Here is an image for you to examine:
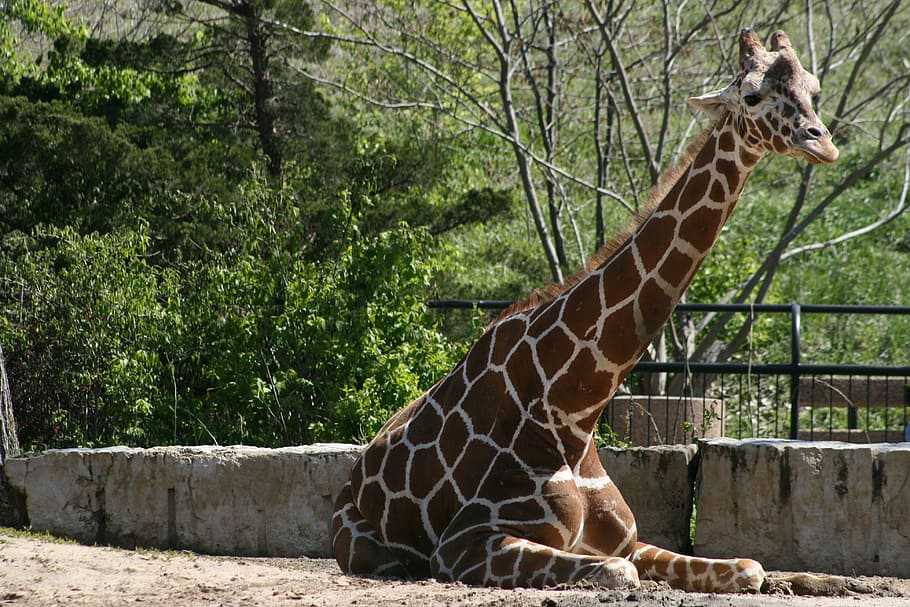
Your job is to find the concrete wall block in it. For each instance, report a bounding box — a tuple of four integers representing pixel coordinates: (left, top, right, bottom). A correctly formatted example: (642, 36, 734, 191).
(599, 444, 697, 553)
(3, 444, 362, 558)
(695, 438, 910, 578)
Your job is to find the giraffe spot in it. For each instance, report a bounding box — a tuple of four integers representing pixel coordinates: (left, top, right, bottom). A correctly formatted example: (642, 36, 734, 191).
(358, 480, 386, 529)
(772, 135, 787, 153)
(661, 168, 689, 210)
(639, 278, 674, 336)
(782, 102, 795, 117)
(535, 327, 575, 378)
(452, 438, 499, 499)
(576, 407, 603, 438)
(549, 548, 580, 578)
(673, 559, 687, 579)
(768, 115, 779, 129)
(461, 370, 508, 436)
(658, 248, 694, 288)
(597, 302, 640, 365)
(382, 442, 411, 493)
(333, 524, 352, 568)
(602, 248, 640, 308)
(692, 135, 717, 169)
(562, 273, 602, 340)
(489, 398, 523, 447)
(506, 340, 544, 406)
(498, 498, 546, 523)
(680, 205, 724, 253)
(545, 348, 613, 413)
(517, 545, 552, 576)
(408, 446, 445, 499)
(718, 131, 735, 152)
(513, 422, 560, 470)
(490, 549, 521, 579)
(490, 317, 525, 366)
(709, 178, 726, 203)
(427, 479, 459, 536)
(363, 442, 387, 478)
(740, 146, 761, 166)
(480, 453, 537, 502)
(405, 402, 444, 446)
(757, 117, 773, 139)
(636, 215, 676, 273)
(431, 368, 466, 406)
(691, 559, 708, 575)
(677, 170, 710, 214)
(556, 424, 588, 455)
(350, 454, 365, 492)
(528, 300, 562, 337)
(654, 558, 669, 577)
(465, 328, 495, 381)
(440, 413, 470, 467)
(716, 158, 739, 193)
(781, 125, 791, 137)
(385, 496, 430, 550)
(716, 564, 735, 582)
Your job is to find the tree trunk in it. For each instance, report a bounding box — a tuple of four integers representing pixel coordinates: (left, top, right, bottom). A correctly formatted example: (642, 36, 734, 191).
(244, 3, 283, 179)
(0, 344, 19, 465)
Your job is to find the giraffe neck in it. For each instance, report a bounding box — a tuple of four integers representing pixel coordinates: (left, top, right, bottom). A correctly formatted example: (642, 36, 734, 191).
(544, 113, 764, 448)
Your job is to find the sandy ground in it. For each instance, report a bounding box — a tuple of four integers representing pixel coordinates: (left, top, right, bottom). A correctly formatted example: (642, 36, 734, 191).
(1, 530, 909, 607)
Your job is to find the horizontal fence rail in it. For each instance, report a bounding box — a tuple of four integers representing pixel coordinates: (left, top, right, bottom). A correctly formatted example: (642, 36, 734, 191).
(429, 300, 910, 446)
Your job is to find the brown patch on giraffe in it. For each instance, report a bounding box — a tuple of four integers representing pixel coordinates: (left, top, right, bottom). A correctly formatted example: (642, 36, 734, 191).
(498, 498, 546, 522)
(507, 340, 544, 406)
(602, 248, 640, 308)
(363, 441, 387, 478)
(756, 118, 772, 139)
(535, 327, 576, 377)
(358, 480, 387, 528)
(385, 497, 429, 548)
(439, 413, 470, 467)
(718, 131, 735, 152)
(382, 442, 411, 493)
(676, 169, 710, 213)
(680, 205, 725, 253)
(490, 549, 520, 579)
(709, 178, 726, 203)
(581, 488, 635, 556)
(545, 347, 613, 413)
(490, 317, 524, 366)
(740, 146, 761, 166)
(408, 446, 445, 499)
(465, 328, 494, 381)
(489, 397, 523, 447)
(716, 158, 739, 192)
(556, 424, 588, 456)
(639, 278, 674, 336)
(431, 369, 466, 407)
(461, 370, 508, 435)
(427, 479, 459, 536)
(673, 559, 688, 579)
(528, 300, 562, 337)
(480, 454, 538, 502)
(513, 423, 559, 470)
(658, 248, 694, 288)
(691, 559, 708, 575)
(576, 444, 605, 479)
(350, 454, 365, 491)
(637, 215, 676, 273)
(772, 135, 787, 153)
(562, 273, 602, 340)
(781, 124, 791, 137)
(405, 403, 444, 446)
(333, 523, 352, 566)
(692, 135, 716, 169)
(597, 302, 640, 365)
(452, 438, 499, 499)
(549, 551, 581, 580)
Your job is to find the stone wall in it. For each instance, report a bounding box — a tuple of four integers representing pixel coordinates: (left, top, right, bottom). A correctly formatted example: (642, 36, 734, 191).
(695, 438, 910, 578)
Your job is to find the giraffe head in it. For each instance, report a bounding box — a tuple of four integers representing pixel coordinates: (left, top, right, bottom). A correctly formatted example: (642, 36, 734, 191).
(688, 29, 839, 164)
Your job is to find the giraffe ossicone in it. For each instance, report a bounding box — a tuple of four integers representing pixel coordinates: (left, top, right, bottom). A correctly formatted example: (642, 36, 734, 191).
(332, 29, 838, 593)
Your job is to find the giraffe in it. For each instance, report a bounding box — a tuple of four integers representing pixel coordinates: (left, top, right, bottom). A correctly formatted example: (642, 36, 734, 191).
(332, 29, 838, 593)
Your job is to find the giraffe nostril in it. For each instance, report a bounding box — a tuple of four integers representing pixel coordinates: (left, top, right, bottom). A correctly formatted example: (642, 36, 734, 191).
(806, 127, 823, 139)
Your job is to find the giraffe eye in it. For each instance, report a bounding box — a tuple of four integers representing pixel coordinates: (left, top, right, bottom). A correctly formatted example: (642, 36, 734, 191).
(744, 94, 762, 107)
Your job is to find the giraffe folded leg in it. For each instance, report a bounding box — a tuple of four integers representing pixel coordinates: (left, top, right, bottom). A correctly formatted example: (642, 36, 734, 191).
(431, 525, 640, 589)
(629, 542, 764, 593)
(331, 483, 411, 577)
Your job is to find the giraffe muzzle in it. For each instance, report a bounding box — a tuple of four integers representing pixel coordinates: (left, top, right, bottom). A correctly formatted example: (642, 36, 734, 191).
(793, 132, 839, 164)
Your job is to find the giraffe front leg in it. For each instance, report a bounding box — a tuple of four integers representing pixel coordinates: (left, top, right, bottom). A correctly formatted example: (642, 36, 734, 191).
(431, 521, 640, 589)
(629, 542, 764, 593)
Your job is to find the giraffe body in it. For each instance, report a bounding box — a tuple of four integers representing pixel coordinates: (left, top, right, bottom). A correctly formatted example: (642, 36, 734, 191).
(332, 29, 837, 592)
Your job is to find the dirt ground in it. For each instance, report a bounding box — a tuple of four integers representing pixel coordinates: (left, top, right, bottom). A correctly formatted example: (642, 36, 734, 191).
(1, 530, 909, 607)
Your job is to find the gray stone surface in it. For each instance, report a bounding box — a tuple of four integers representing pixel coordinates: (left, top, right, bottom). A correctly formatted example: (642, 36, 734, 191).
(599, 444, 697, 553)
(3, 444, 362, 557)
(695, 438, 910, 577)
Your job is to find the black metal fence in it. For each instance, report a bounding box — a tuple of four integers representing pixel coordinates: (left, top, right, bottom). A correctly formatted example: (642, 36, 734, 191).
(429, 301, 910, 446)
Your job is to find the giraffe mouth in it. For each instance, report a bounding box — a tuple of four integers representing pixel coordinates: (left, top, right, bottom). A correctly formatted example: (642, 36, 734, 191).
(793, 139, 839, 164)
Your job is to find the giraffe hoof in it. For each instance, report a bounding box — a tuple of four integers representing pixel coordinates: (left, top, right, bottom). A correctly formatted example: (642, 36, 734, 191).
(591, 558, 640, 589)
(734, 559, 766, 592)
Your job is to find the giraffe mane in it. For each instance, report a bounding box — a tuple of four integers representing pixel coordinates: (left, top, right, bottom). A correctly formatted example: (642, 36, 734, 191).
(494, 116, 725, 324)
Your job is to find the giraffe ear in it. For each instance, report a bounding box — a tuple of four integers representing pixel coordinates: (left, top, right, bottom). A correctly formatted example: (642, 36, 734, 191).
(687, 87, 734, 118)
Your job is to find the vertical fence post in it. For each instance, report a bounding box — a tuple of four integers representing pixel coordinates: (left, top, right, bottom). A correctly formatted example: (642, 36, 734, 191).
(789, 303, 802, 439)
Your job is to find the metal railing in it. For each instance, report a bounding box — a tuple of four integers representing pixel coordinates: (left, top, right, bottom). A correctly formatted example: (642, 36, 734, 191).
(429, 300, 910, 445)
